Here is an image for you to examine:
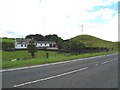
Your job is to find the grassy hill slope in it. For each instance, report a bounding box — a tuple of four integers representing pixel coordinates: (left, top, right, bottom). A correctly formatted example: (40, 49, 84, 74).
(71, 34, 118, 51)
(0, 35, 118, 51)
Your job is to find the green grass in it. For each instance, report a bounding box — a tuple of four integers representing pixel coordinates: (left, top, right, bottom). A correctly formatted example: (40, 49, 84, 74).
(71, 34, 118, 50)
(0, 38, 15, 43)
(1, 50, 117, 68)
(2, 50, 31, 62)
(1, 34, 119, 68)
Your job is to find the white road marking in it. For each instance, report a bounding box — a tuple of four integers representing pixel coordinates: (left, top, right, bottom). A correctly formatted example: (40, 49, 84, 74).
(0, 58, 87, 72)
(13, 67, 88, 88)
(101, 58, 117, 64)
(1, 53, 118, 72)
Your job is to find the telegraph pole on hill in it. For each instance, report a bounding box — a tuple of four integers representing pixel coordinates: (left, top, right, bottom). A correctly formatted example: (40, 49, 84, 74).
(81, 25, 83, 43)
(81, 25, 83, 35)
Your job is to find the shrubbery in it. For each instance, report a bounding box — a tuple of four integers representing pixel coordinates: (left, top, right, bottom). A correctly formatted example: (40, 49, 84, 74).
(2, 42, 15, 51)
(62, 39, 85, 53)
(61, 40, 108, 54)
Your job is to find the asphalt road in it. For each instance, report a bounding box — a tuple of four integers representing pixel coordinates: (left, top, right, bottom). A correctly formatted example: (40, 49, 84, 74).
(2, 53, 118, 88)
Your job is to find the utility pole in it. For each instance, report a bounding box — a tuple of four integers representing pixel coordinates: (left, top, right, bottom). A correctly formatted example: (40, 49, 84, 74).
(81, 25, 84, 43)
(81, 25, 83, 35)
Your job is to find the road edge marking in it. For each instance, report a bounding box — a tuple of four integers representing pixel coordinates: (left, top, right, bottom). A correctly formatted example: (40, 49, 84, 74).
(101, 58, 117, 64)
(1, 53, 117, 72)
(14, 67, 88, 88)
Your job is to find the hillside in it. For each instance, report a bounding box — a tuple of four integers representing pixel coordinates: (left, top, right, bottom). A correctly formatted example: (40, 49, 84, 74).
(71, 34, 118, 51)
(0, 35, 118, 51)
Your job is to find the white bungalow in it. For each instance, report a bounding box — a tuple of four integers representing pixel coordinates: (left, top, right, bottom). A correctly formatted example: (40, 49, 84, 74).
(15, 38, 30, 49)
(15, 38, 58, 50)
(35, 41, 58, 50)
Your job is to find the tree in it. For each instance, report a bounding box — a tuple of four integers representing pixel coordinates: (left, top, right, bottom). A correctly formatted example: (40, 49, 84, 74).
(45, 34, 63, 51)
(25, 34, 44, 41)
(27, 39, 37, 58)
(45, 34, 63, 43)
(62, 39, 85, 53)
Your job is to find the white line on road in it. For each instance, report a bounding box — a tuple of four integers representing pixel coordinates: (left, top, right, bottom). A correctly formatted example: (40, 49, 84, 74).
(14, 67, 88, 88)
(101, 58, 117, 65)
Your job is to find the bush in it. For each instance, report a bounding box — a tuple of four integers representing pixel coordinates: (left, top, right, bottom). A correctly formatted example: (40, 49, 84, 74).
(2, 42, 15, 51)
(62, 40, 85, 53)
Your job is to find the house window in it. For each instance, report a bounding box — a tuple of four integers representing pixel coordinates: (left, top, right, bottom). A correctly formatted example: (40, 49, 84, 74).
(21, 44, 23, 47)
(50, 44, 52, 47)
(25, 44, 26, 47)
(41, 44, 42, 46)
(45, 44, 46, 46)
(53, 44, 56, 47)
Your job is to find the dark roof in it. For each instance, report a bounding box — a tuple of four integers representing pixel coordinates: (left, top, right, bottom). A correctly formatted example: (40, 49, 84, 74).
(16, 38, 30, 42)
(15, 38, 56, 44)
(35, 41, 56, 44)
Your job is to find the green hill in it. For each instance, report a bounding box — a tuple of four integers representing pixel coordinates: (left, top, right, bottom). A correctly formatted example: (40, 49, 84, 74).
(70, 34, 118, 51)
(0, 35, 119, 51)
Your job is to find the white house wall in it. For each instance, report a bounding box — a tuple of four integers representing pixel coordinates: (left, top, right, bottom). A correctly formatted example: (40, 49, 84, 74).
(36, 43, 49, 47)
(15, 41, 58, 50)
(15, 44, 27, 49)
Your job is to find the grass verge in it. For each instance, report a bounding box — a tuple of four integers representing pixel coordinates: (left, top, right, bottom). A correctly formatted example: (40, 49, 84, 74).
(2, 50, 117, 69)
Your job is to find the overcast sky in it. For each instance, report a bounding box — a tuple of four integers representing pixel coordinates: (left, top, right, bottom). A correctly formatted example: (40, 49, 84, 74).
(0, 0, 119, 41)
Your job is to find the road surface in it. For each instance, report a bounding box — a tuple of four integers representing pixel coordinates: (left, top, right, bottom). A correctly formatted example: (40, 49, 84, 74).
(2, 53, 118, 88)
